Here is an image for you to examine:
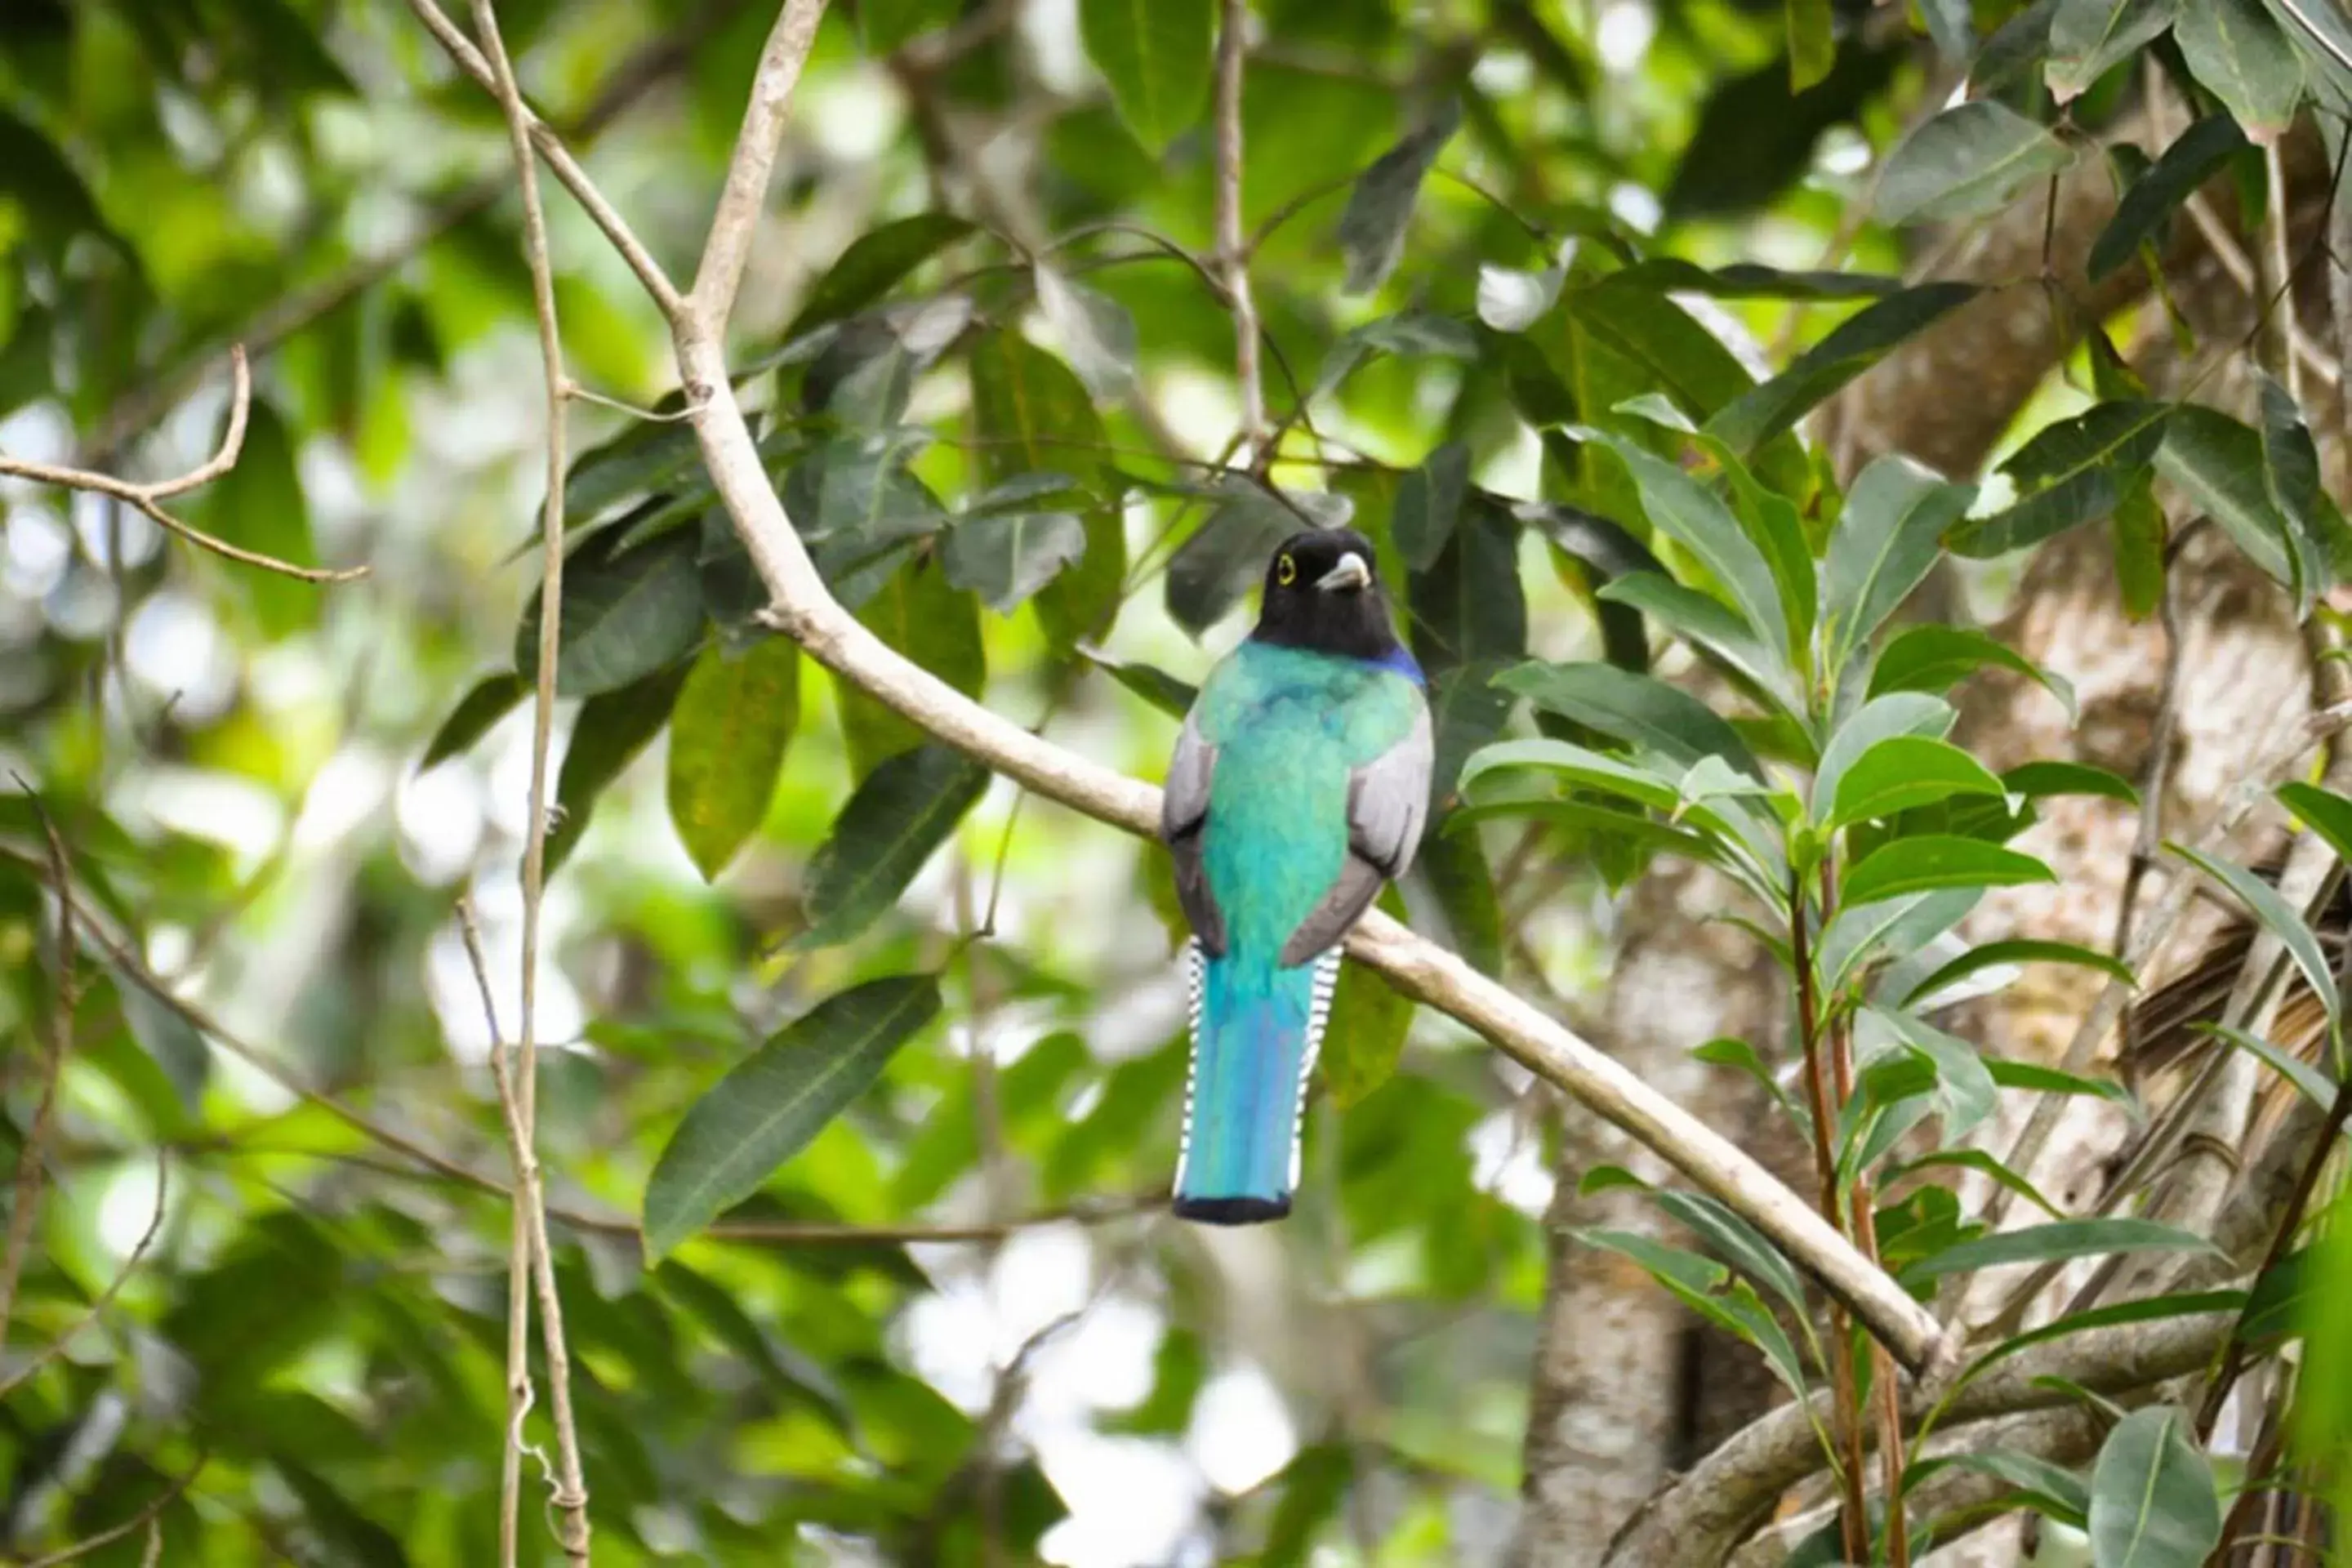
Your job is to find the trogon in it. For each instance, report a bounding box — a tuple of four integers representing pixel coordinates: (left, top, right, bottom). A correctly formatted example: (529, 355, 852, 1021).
(1159, 527, 1432, 1223)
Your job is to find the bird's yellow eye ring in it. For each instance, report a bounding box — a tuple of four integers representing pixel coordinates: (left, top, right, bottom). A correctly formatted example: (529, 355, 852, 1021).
(1276, 554, 1297, 586)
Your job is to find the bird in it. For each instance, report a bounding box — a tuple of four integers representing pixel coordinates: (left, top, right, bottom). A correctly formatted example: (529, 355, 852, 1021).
(1159, 526, 1433, 1223)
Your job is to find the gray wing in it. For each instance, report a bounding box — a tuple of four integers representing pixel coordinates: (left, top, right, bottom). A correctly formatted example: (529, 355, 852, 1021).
(1161, 709, 1227, 956)
(1278, 701, 1435, 966)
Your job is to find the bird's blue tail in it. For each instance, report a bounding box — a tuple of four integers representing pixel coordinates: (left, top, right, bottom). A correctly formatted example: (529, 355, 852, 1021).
(1174, 942, 1339, 1223)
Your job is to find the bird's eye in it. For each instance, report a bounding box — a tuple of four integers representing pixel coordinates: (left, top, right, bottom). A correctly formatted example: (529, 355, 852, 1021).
(1276, 554, 1296, 586)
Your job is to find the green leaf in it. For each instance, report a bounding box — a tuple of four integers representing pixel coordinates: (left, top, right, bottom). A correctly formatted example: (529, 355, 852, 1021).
(201, 399, 321, 638)
(1596, 572, 1791, 707)
(2087, 1406, 2222, 1568)
(1166, 483, 1304, 634)
(108, 960, 210, 1116)
(1864, 1005, 2000, 1138)
(2114, 470, 2167, 618)
(1035, 265, 1140, 397)
(1869, 624, 2078, 719)
(1394, 442, 1472, 571)
(2194, 1022, 2337, 1107)
(2155, 404, 2303, 595)
(1562, 278, 1760, 422)
(1824, 455, 1980, 668)
(2167, 842, 2339, 1023)
(942, 510, 1089, 612)
(1820, 888, 1980, 989)
(1904, 938, 2137, 1006)
(2047, 0, 2180, 100)
(1601, 260, 1909, 300)
(1420, 830, 1504, 974)
(1811, 691, 1956, 815)
(1888, 1148, 2067, 1219)
(2089, 114, 2249, 281)
(1707, 283, 1978, 454)
(1079, 648, 1198, 719)
(784, 213, 975, 340)
(518, 528, 706, 700)
(1459, 737, 1682, 811)
(1496, 662, 1765, 778)
(1788, 0, 1836, 89)
(1313, 310, 1478, 395)
(1842, 835, 2056, 907)
(2003, 760, 2139, 802)
(1408, 497, 1526, 673)
(545, 662, 693, 875)
(795, 743, 991, 949)
(837, 552, 984, 775)
(1878, 101, 2077, 225)
(1905, 1218, 2218, 1282)
(419, 671, 529, 771)
(1079, 0, 1214, 151)
(858, 0, 964, 52)
(968, 332, 1125, 649)
(2258, 372, 2330, 617)
(1829, 735, 2007, 827)
(1913, 1450, 2091, 1525)
(1337, 101, 1461, 293)
(666, 637, 799, 881)
(2177, 0, 2304, 140)
(1949, 402, 2172, 557)
(1986, 1056, 2138, 1107)
(642, 976, 942, 1259)
(2279, 779, 2352, 867)
(1321, 893, 1413, 1107)
(1588, 431, 1790, 672)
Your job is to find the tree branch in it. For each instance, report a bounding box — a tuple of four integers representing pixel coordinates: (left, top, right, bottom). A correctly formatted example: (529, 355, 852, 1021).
(0, 347, 366, 584)
(687, 0, 827, 326)
(409, 0, 1953, 1373)
(464, 0, 592, 1556)
(1214, 0, 1264, 456)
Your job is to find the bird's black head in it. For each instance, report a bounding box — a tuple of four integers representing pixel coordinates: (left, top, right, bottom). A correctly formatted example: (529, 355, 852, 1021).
(1249, 528, 1414, 670)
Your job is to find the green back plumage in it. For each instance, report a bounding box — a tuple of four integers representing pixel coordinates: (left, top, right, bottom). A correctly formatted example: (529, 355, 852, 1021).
(1192, 640, 1423, 974)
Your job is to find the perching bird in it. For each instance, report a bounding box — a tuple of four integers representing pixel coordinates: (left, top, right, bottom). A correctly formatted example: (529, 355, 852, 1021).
(1160, 527, 1433, 1223)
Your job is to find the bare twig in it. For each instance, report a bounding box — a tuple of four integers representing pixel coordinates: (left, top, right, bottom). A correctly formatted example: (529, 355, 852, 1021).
(23, 1458, 205, 1568)
(466, 0, 591, 1553)
(687, 0, 828, 327)
(0, 1154, 168, 1402)
(0, 348, 363, 583)
(410, 0, 1953, 1373)
(1214, 0, 1264, 457)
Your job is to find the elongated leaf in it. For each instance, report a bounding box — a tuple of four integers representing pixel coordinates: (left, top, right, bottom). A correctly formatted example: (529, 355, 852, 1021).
(1889, 1148, 2067, 1219)
(1597, 572, 1790, 706)
(2197, 1022, 2336, 1106)
(2178, 0, 2304, 140)
(1080, 648, 1197, 719)
(2047, 0, 2180, 100)
(1605, 258, 1908, 299)
(1820, 888, 1980, 989)
(1409, 498, 1526, 672)
(420, 671, 529, 771)
(968, 332, 1124, 648)
(667, 637, 799, 880)
(517, 528, 706, 699)
(1079, 0, 1213, 151)
(1708, 283, 1978, 453)
(546, 662, 693, 875)
(1866, 1005, 2000, 1138)
(1314, 310, 1478, 395)
(942, 510, 1088, 612)
(1459, 737, 1682, 810)
(643, 976, 942, 1259)
(1824, 456, 1979, 666)
(1879, 101, 2077, 225)
(1949, 401, 2171, 557)
(2168, 842, 2339, 1022)
(2114, 470, 2167, 618)
(1869, 623, 2078, 719)
(1167, 483, 1305, 634)
(1913, 1450, 2091, 1524)
(785, 213, 975, 341)
(1591, 432, 1790, 671)
(1421, 830, 1504, 973)
(1496, 662, 1764, 777)
(1987, 1056, 2138, 1107)
(1562, 278, 1760, 421)
(108, 961, 210, 1116)
(2280, 779, 2352, 867)
(2005, 760, 2138, 802)
(1906, 1217, 2217, 1281)
(202, 399, 320, 637)
(838, 552, 984, 774)
(2090, 114, 2249, 280)
(1653, 1187, 1811, 1312)
(1844, 835, 2056, 907)
(1829, 735, 2007, 827)
(2087, 1406, 2221, 1568)
(1425, 659, 1513, 817)
(1321, 891, 1413, 1107)
(2258, 372, 2330, 616)
(2155, 404, 2301, 593)
(1788, 0, 1835, 88)
(1337, 102, 1461, 294)
(1811, 691, 1957, 815)
(1394, 442, 1472, 570)
(1904, 938, 2137, 1006)
(796, 743, 990, 949)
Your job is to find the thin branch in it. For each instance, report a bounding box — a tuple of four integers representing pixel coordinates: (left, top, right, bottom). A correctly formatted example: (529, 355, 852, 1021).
(1214, 0, 1264, 457)
(412, 0, 1953, 1374)
(466, 0, 591, 1554)
(21, 1459, 205, 1568)
(686, 0, 829, 331)
(0, 347, 363, 584)
(0, 1153, 168, 1402)
(396, 0, 685, 322)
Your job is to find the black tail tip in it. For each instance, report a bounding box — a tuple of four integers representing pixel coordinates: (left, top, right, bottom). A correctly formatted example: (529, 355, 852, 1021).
(1173, 1194, 1292, 1226)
